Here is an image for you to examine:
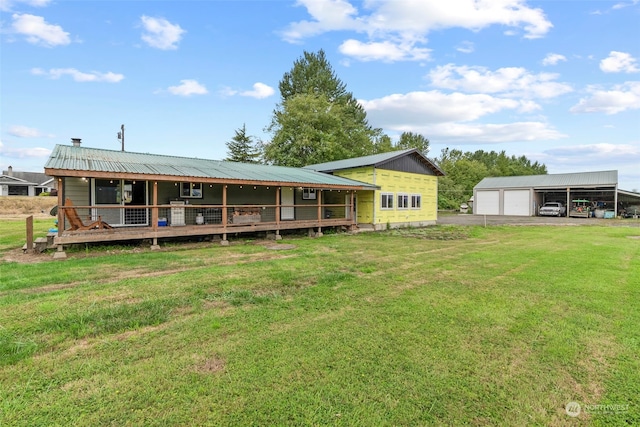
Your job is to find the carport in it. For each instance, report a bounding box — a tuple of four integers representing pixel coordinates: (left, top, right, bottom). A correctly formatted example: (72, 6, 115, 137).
(473, 170, 634, 217)
(618, 189, 640, 217)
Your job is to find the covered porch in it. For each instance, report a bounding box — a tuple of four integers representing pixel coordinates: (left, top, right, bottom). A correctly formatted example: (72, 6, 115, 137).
(54, 184, 359, 246)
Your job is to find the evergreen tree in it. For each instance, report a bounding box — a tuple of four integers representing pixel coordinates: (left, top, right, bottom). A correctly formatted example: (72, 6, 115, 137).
(264, 49, 381, 166)
(225, 124, 260, 163)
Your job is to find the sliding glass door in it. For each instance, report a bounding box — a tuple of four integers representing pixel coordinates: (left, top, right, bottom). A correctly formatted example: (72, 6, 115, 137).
(92, 179, 148, 226)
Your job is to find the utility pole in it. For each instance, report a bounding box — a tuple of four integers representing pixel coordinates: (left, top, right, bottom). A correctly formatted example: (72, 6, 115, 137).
(117, 124, 125, 151)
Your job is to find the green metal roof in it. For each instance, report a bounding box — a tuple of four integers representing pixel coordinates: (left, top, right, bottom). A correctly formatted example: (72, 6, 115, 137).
(44, 145, 378, 189)
(475, 170, 618, 190)
(304, 148, 444, 175)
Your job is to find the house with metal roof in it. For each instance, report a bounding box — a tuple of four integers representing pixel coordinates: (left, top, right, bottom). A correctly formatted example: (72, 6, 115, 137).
(305, 148, 445, 230)
(44, 139, 381, 250)
(472, 170, 639, 217)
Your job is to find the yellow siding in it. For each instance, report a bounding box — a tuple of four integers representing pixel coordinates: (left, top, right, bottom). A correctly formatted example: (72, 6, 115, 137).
(335, 167, 438, 228)
(333, 167, 375, 224)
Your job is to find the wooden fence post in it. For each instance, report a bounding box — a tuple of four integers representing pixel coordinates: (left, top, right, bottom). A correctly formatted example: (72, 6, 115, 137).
(26, 215, 34, 252)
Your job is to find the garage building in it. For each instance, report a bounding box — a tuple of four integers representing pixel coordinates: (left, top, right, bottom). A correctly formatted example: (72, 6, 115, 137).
(473, 170, 640, 217)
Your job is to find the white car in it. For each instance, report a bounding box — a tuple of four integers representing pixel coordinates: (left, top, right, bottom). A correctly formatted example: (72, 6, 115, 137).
(539, 202, 566, 217)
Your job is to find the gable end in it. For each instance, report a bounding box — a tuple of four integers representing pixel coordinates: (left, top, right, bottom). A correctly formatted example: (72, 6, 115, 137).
(377, 152, 438, 176)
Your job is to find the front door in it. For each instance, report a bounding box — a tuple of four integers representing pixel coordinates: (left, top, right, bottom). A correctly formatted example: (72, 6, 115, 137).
(281, 187, 295, 220)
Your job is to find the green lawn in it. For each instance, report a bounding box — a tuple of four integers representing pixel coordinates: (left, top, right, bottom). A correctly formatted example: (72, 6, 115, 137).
(1, 222, 638, 426)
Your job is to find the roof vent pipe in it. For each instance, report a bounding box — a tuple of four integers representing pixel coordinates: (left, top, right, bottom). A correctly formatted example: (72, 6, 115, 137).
(71, 138, 82, 147)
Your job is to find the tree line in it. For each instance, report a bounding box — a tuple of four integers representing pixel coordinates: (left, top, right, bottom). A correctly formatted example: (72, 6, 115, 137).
(224, 49, 546, 209)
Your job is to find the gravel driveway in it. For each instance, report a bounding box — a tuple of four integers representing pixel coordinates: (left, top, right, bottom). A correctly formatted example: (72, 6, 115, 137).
(437, 213, 640, 227)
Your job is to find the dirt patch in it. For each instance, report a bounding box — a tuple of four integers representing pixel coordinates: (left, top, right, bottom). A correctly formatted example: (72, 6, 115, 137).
(2, 247, 54, 264)
(112, 324, 167, 342)
(20, 282, 84, 294)
(194, 356, 226, 374)
(265, 244, 297, 250)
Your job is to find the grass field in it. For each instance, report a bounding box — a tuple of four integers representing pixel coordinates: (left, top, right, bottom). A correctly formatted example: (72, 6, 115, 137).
(1, 220, 638, 426)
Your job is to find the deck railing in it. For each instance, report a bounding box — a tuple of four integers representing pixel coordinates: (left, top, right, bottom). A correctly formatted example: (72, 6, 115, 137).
(58, 202, 354, 236)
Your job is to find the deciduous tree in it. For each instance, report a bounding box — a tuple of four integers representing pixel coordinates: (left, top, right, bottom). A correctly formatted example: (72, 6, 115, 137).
(396, 132, 430, 155)
(264, 50, 381, 166)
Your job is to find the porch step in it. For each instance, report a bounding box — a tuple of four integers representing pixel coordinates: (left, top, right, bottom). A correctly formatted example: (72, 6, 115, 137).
(22, 234, 57, 254)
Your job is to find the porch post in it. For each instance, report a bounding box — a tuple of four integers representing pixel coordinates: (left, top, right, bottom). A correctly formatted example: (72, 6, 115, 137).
(152, 181, 158, 232)
(221, 184, 229, 245)
(275, 187, 281, 239)
(150, 181, 160, 250)
(350, 191, 355, 226)
(316, 189, 323, 237)
(57, 178, 63, 237)
(53, 177, 67, 259)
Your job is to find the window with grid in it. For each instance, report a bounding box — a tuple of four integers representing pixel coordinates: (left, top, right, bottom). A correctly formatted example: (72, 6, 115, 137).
(397, 194, 409, 209)
(381, 193, 394, 209)
(411, 194, 421, 209)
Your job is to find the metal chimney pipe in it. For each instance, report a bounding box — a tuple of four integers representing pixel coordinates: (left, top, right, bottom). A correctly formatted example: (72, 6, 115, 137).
(7, 166, 13, 176)
(71, 138, 82, 147)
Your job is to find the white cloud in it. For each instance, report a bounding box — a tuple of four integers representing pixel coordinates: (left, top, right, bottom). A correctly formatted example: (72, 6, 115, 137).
(359, 88, 567, 143)
(166, 79, 208, 96)
(239, 82, 275, 99)
(280, 0, 363, 42)
(600, 51, 639, 73)
(218, 86, 237, 97)
(8, 125, 50, 138)
(11, 13, 70, 47)
(425, 122, 566, 142)
(0, 140, 52, 158)
(456, 41, 474, 54)
(536, 144, 640, 172)
(31, 67, 124, 82)
(140, 16, 185, 50)
(544, 143, 639, 159)
(427, 64, 573, 99)
(360, 90, 537, 125)
(338, 39, 430, 62)
(1, 0, 52, 12)
(282, 0, 552, 62)
(612, 1, 639, 10)
(542, 53, 567, 66)
(570, 82, 640, 114)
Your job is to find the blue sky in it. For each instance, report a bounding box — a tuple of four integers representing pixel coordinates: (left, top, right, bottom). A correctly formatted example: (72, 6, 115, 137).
(1, 0, 639, 190)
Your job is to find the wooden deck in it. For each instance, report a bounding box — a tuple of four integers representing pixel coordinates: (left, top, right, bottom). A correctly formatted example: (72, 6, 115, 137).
(53, 218, 354, 245)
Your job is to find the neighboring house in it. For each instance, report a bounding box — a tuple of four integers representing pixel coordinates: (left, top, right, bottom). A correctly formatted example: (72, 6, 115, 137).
(0, 166, 55, 196)
(44, 139, 379, 248)
(305, 149, 445, 230)
(473, 170, 640, 217)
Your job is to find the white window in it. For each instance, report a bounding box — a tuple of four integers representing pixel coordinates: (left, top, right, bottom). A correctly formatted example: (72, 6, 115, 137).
(302, 188, 317, 200)
(180, 182, 203, 198)
(381, 193, 394, 209)
(397, 194, 409, 209)
(411, 194, 421, 209)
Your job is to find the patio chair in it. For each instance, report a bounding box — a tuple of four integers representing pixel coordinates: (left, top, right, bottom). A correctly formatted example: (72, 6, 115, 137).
(63, 198, 113, 231)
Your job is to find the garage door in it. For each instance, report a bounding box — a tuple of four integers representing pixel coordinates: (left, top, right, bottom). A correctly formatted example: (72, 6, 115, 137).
(475, 191, 500, 215)
(504, 190, 530, 216)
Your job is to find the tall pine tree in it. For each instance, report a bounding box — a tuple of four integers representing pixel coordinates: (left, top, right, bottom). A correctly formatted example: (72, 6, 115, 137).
(225, 124, 260, 163)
